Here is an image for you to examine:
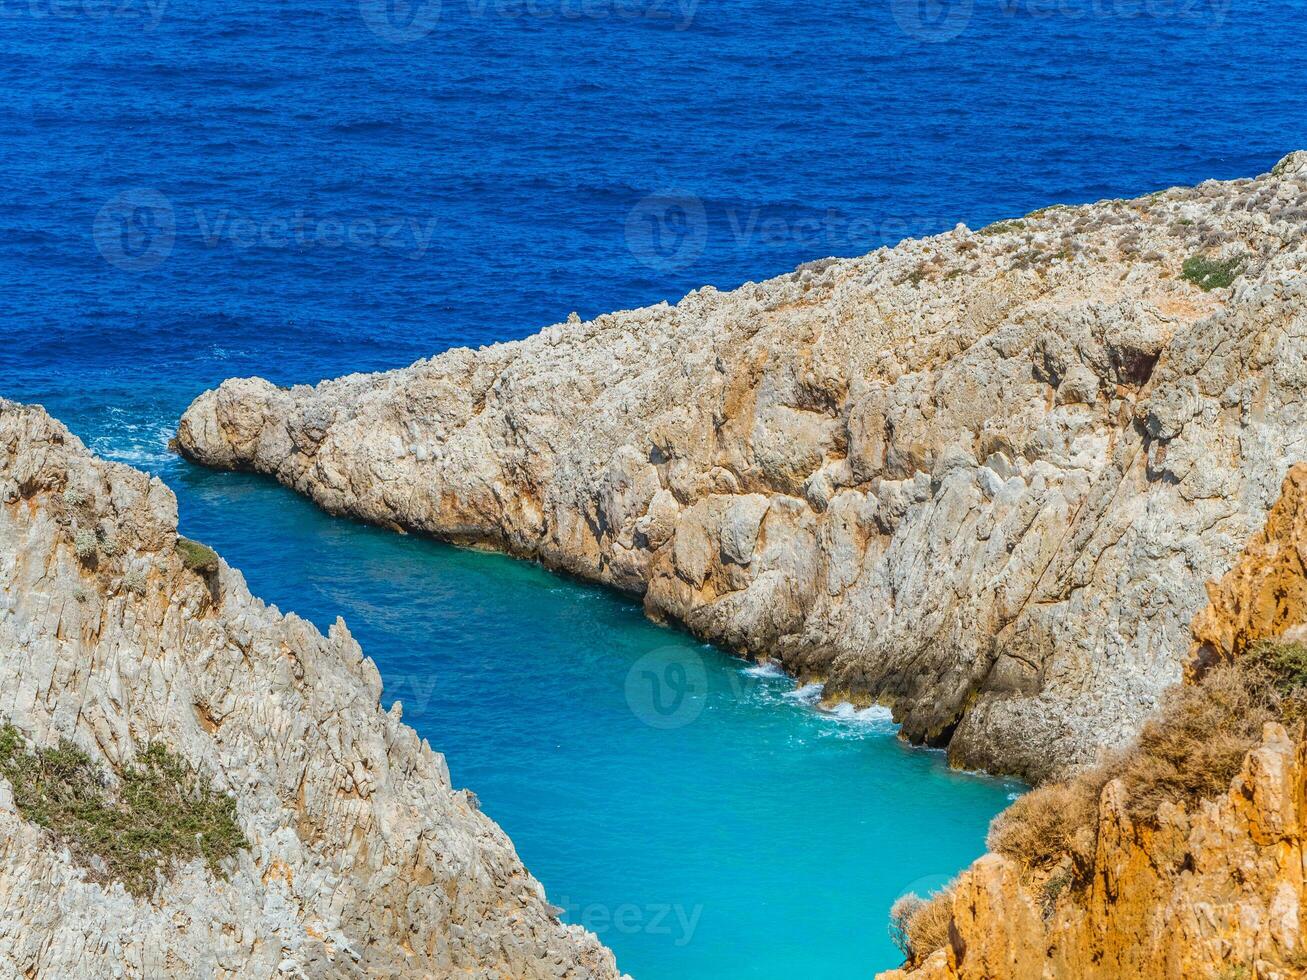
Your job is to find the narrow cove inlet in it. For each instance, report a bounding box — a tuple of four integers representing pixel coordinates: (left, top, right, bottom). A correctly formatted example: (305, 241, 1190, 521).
(163, 456, 1020, 978)
(3, 0, 1304, 969)
(2, 351, 1024, 977)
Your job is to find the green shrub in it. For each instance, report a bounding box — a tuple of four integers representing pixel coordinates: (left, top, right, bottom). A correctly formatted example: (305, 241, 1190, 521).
(175, 537, 219, 576)
(0, 725, 247, 897)
(73, 529, 97, 561)
(1245, 639, 1307, 725)
(1245, 639, 1307, 691)
(1041, 867, 1072, 917)
(978, 219, 1026, 237)
(122, 568, 147, 596)
(1181, 253, 1244, 290)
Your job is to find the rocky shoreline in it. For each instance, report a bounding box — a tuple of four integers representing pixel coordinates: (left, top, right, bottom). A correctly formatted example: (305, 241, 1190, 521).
(0, 400, 621, 978)
(180, 153, 1307, 782)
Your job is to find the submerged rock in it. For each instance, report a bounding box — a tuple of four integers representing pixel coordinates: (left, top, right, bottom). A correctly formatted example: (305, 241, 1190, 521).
(0, 400, 621, 979)
(180, 154, 1307, 782)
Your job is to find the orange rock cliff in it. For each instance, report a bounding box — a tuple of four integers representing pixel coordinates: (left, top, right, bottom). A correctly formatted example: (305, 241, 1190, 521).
(880, 465, 1307, 980)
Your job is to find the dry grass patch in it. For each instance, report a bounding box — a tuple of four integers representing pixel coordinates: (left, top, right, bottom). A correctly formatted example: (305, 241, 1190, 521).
(889, 885, 955, 963)
(990, 660, 1287, 877)
(988, 766, 1110, 872)
(1119, 665, 1274, 822)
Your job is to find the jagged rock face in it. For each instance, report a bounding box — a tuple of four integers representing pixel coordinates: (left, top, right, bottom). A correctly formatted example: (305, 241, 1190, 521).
(877, 723, 1307, 980)
(0, 401, 621, 979)
(878, 457, 1307, 980)
(1192, 462, 1307, 666)
(179, 155, 1307, 781)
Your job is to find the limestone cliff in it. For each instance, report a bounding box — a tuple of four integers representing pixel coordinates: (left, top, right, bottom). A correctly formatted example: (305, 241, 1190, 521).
(0, 400, 621, 979)
(179, 153, 1307, 781)
(877, 465, 1307, 980)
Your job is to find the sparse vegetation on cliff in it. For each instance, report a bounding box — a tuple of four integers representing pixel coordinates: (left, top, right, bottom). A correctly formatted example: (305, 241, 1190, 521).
(977, 218, 1025, 236)
(0, 725, 247, 897)
(175, 536, 219, 575)
(885, 644, 1307, 972)
(1248, 639, 1307, 696)
(988, 655, 1294, 881)
(1181, 252, 1244, 290)
(878, 466, 1307, 978)
(73, 529, 96, 562)
(889, 886, 955, 963)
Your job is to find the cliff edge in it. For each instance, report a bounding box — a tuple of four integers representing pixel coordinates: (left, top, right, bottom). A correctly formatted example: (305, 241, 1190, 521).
(180, 153, 1307, 780)
(878, 464, 1307, 980)
(0, 400, 621, 978)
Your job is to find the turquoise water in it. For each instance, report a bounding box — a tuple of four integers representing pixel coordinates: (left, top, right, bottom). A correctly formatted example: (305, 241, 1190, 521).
(12, 0, 1297, 968)
(162, 459, 1020, 978)
(1, 347, 1021, 973)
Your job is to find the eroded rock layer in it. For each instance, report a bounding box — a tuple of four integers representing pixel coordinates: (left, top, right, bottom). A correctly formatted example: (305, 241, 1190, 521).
(877, 460, 1307, 980)
(180, 153, 1307, 780)
(1192, 462, 1307, 665)
(878, 723, 1307, 980)
(0, 400, 620, 979)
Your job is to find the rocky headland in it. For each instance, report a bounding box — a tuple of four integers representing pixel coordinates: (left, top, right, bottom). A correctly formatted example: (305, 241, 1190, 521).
(180, 152, 1307, 782)
(0, 400, 621, 978)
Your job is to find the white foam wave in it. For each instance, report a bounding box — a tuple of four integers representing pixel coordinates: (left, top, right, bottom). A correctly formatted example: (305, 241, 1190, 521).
(89, 412, 176, 469)
(824, 701, 894, 724)
(742, 661, 787, 679)
(783, 681, 825, 704)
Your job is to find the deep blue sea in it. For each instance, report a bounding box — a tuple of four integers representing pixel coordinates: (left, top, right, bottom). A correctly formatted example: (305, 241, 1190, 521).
(2, 0, 1304, 973)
